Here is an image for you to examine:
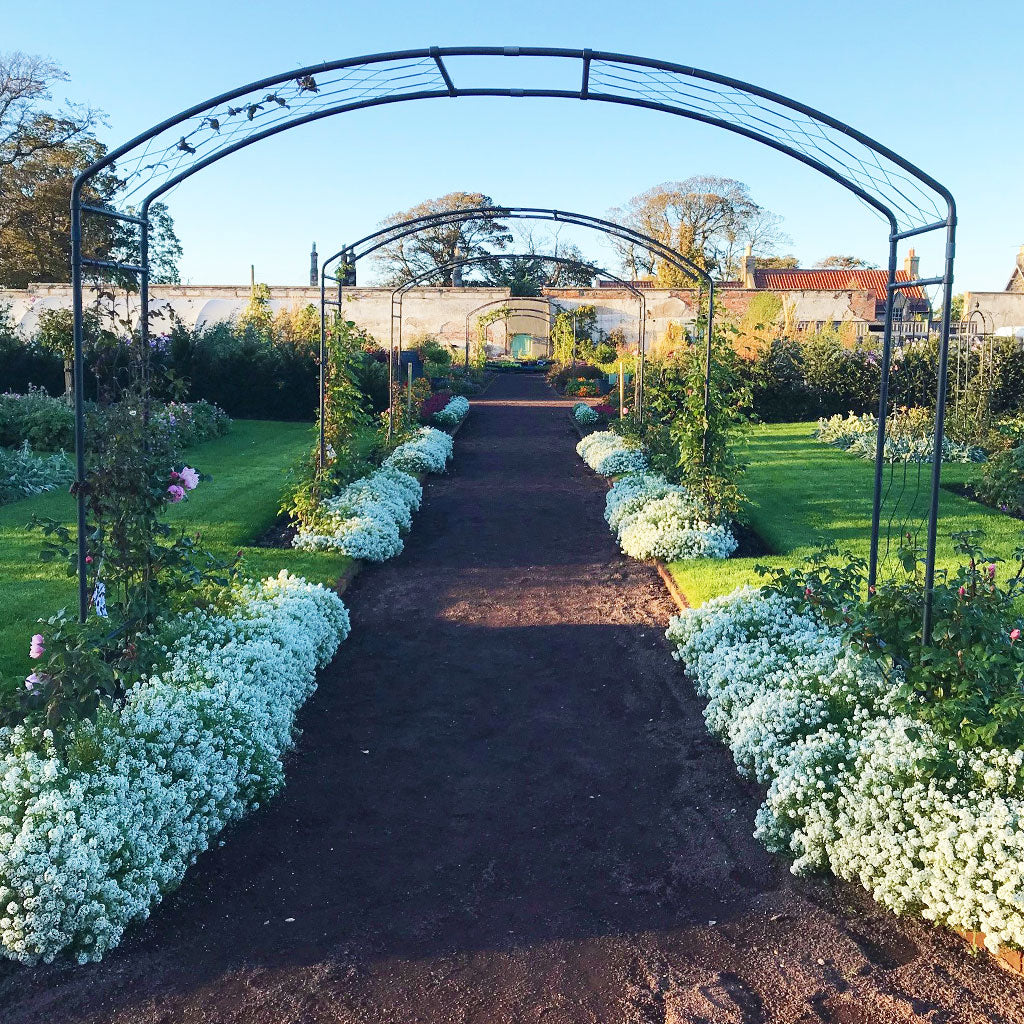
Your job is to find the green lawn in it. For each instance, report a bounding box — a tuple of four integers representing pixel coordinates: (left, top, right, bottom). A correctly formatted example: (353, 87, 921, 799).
(0, 420, 353, 681)
(669, 422, 1024, 607)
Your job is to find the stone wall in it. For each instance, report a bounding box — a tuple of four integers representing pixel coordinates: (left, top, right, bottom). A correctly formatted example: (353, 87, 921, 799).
(962, 291, 1024, 332)
(1, 282, 882, 355)
(0, 283, 513, 350)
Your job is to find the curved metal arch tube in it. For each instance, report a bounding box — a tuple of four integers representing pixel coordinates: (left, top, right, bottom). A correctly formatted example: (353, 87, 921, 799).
(318, 204, 713, 467)
(73, 46, 955, 233)
(321, 206, 713, 288)
(462, 296, 555, 362)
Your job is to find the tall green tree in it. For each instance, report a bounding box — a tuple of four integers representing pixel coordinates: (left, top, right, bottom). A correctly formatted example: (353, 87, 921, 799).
(0, 52, 182, 288)
(609, 176, 787, 283)
(373, 192, 511, 286)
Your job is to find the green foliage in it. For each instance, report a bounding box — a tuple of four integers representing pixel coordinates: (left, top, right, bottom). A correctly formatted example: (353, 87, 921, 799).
(416, 335, 453, 368)
(641, 332, 750, 522)
(280, 317, 388, 533)
(975, 443, 1024, 516)
(165, 319, 318, 419)
(237, 283, 275, 337)
(14, 386, 240, 730)
(854, 533, 1024, 749)
(549, 304, 598, 364)
(0, 442, 73, 504)
(546, 361, 606, 392)
(0, 387, 75, 449)
(758, 532, 1024, 751)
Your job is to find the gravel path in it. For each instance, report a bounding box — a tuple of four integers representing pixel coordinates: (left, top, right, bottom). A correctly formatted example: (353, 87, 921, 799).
(2, 372, 1022, 1023)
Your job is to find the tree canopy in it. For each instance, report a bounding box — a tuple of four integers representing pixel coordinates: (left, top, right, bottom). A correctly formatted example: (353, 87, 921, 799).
(608, 176, 787, 284)
(0, 52, 181, 289)
(373, 192, 512, 286)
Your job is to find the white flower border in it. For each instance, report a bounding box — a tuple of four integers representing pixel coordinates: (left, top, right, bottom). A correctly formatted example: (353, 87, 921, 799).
(576, 433, 737, 562)
(667, 586, 1024, 953)
(432, 395, 470, 428)
(572, 402, 598, 426)
(0, 572, 350, 964)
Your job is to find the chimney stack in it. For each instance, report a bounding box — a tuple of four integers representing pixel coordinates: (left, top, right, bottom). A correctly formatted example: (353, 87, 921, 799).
(451, 245, 463, 287)
(309, 242, 318, 286)
(742, 242, 756, 289)
(904, 248, 920, 281)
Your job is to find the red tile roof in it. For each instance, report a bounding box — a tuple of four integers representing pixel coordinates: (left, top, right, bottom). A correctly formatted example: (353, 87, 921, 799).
(752, 268, 925, 302)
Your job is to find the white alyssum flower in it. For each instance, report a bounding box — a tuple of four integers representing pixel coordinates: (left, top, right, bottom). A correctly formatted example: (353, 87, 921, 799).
(572, 402, 598, 426)
(0, 571, 349, 965)
(292, 467, 422, 560)
(667, 585, 1024, 953)
(385, 426, 454, 475)
(575, 431, 647, 476)
(618, 492, 738, 561)
(432, 395, 470, 428)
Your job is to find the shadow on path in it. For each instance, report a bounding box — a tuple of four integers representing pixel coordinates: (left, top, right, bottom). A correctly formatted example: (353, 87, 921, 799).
(2, 375, 1022, 1024)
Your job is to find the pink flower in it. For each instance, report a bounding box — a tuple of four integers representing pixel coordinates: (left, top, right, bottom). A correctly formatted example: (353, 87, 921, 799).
(988, 564, 996, 580)
(85, 555, 93, 564)
(804, 586, 813, 597)
(1011, 629, 1021, 643)
(958, 586, 966, 598)
(24, 673, 39, 690)
(178, 466, 200, 490)
(167, 484, 186, 503)
(29, 634, 44, 659)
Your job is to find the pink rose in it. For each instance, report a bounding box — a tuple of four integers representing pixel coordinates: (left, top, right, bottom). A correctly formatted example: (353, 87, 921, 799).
(178, 466, 200, 490)
(1011, 629, 1021, 643)
(167, 484, 186, 503)
(29, 634, 44, 659)
(988, 565, 996, 580)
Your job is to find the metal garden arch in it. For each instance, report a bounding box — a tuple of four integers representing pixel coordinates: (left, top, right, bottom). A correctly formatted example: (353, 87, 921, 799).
(463, 297, 554, 360)
(316, 205, 717, 461)
(70, 46, 957, 636)
(382, 252, 646, 440)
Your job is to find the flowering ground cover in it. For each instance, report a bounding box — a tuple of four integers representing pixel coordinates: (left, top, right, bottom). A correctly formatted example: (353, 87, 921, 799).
(668, 582, 1024, 953)
(576, 432, 739, 562)
(0, 420, 354, 685)
(666, 421, 1020, 607)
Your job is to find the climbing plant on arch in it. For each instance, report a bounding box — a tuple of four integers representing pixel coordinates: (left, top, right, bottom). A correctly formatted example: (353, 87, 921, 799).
(69, 46, 956, 635)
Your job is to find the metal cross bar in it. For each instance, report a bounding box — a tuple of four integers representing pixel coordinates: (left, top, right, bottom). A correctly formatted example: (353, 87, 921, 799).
(81, 258, 145, 274)
(80, 204, 148, 225)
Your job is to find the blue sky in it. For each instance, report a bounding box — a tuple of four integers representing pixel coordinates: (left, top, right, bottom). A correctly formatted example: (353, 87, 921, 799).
(9, 0, 1023, 293)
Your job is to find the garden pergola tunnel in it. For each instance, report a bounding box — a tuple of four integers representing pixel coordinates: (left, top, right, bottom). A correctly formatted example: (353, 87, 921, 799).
(384, 252, 646, 439)
(317, 205, 717, 461)
(463, 298, 554, 359)
(69, 46, 957, 637)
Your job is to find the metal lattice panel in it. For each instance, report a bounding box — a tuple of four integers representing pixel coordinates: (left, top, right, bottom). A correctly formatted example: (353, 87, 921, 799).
(587, 59, 947, 231)
(84, 48, 953, 234)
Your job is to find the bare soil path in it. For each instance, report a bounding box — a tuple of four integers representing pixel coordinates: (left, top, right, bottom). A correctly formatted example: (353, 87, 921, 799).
(2, 373, 1022, 1023)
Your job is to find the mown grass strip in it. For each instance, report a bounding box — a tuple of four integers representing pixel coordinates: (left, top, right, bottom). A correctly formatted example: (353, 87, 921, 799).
(668, 422, 1024, 606)
(0, 420, 353, 682)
